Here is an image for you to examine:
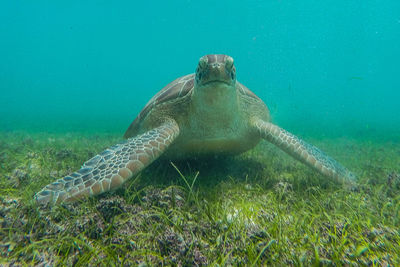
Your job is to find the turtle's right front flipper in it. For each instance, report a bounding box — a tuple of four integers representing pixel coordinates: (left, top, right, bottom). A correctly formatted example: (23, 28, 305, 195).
(35, 119, 180, 205)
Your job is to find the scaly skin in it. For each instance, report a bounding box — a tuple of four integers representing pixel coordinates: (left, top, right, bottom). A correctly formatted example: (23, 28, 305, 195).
(253, 118, 355, 182)
(35, 119, 179, 205)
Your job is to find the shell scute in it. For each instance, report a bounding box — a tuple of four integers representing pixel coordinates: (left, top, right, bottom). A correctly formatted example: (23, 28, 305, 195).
(124, 74, 194, 138)
(237, 82, 261, 100)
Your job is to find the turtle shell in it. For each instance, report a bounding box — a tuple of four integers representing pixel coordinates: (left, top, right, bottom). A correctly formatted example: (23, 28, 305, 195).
(124, 74, 195, 138)
(124, 72, 264, 139)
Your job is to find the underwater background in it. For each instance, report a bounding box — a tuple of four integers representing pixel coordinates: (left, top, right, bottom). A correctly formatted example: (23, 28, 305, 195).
(1, 1, 400, 265)
(1, 0, 399, 138)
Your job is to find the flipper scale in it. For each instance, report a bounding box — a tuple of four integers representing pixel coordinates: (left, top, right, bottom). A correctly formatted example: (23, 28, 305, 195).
(35, 119, 179, 205)
(253, 118, 355, 182)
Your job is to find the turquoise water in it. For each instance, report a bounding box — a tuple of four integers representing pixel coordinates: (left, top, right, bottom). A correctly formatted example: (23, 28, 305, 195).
(1, 1, 399, 138)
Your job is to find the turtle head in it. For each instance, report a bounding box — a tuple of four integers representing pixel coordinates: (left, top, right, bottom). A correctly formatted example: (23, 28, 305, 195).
(195, 54, 236, 88)
(192, 55, 240, 129)
(192, 54, 238, 114)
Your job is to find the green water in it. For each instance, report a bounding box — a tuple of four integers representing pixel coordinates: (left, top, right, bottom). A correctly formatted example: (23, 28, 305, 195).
(1, 1, 399, 139)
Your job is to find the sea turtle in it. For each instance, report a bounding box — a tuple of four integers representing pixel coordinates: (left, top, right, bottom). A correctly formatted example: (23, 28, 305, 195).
(35, 54, 355, 205)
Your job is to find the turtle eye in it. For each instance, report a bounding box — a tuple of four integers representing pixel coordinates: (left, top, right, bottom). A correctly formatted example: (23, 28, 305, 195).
(225, 56, 234, 70)
(230, 67, 236, 80)
(199, 56, 208, 69)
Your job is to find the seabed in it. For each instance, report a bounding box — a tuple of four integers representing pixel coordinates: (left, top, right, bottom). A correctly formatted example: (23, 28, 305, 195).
(0, 131, 399, 266)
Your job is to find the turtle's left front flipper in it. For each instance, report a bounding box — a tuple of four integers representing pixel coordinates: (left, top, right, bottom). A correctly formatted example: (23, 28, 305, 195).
(252, 118, 355, 182)
(35, 119, 180, 205)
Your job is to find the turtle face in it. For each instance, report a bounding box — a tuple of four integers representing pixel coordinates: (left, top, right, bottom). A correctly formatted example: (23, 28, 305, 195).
(195, 54, 236, 87)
